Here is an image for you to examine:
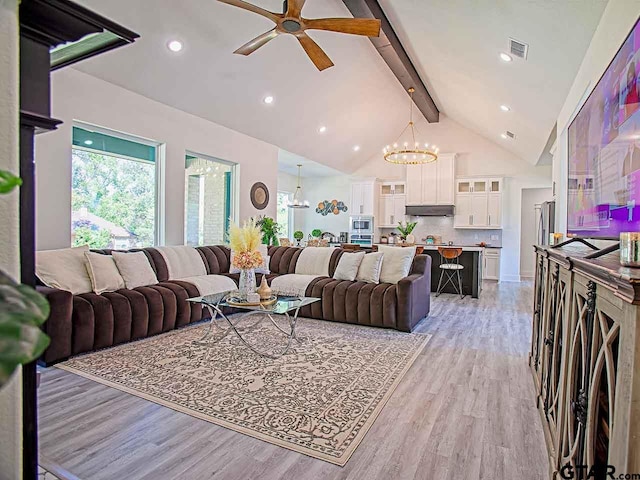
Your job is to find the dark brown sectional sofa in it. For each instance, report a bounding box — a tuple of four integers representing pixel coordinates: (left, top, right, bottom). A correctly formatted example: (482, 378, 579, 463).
(38, 245, 432, 365)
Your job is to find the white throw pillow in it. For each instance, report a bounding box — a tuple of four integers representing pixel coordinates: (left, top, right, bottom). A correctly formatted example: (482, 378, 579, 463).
(356, 252, 384, 284)
(230, 244, 270, 274)
(84, 252, 125, 294)
(333, 252, 366, 281)
(295, 247, 334, 276)
(36, 245, 93, 295)
(112, 251, 159, 289)
(378, 245, 417, 284)
(155, 246, 207, 279)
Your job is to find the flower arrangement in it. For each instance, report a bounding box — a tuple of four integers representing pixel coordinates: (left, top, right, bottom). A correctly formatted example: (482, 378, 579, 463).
(229, 219, 264, 270)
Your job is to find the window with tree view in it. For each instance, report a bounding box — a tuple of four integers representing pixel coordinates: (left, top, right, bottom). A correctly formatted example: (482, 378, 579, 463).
(71, 126, 159, 249)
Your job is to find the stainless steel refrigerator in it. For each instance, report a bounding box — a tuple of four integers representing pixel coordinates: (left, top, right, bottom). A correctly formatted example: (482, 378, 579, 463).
(537, 200, 556, 246)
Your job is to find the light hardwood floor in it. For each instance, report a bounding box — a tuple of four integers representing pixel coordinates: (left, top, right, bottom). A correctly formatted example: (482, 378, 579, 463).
(38, 281, 549, 480)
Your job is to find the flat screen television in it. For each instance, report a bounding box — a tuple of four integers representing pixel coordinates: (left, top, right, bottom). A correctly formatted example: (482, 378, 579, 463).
(568, 17, 640, 239)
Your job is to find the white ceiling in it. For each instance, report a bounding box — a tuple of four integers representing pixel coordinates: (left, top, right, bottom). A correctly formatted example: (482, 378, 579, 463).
(71, 0, 410, 173)
(70, 0, 606, 170)
(378, 0, 608, 164)
(278, 149, 344, 177)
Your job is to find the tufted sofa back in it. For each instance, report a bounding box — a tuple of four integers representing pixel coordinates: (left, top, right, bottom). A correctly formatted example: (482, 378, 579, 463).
(96, 245, 345, 281)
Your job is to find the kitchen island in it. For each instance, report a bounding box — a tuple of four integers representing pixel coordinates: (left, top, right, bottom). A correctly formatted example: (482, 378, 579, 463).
(421, 245, 483, 298)
(375, 244, 484, 298)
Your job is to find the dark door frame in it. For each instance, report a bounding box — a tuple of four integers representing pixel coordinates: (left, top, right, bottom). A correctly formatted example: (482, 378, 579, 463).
(18, 1, 137, 477)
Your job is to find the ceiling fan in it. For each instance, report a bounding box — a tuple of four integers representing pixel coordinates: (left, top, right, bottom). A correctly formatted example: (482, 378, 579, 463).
(218, 0, 381, 71)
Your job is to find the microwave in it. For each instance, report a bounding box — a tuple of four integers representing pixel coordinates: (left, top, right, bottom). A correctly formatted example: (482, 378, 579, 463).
(349, 216, 374, 234)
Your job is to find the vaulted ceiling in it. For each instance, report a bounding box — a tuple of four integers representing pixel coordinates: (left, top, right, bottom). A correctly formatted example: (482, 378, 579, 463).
(378, 0, 608, 165)
(69, 0, 606, 173)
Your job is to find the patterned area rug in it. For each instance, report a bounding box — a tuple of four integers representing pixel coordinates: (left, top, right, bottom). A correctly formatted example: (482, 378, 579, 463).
(57, 316, 430, 466)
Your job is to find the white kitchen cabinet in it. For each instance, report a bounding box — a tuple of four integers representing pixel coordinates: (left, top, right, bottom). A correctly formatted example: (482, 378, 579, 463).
(487, 193, 502, 228)
(437, 154, 455, 204)
(454, 195, 471, 228)
(483, 248, 501, 281)
(470, 193, 488, 227)
(406, 168, 422, 205)
(406, 153, 456, 205)
(378, 193, 407, 227)
(420, 161, 437, 204)
(454, 176, 504, 229)
(380, 181, 405, 196)
(351, 179, 376, 216)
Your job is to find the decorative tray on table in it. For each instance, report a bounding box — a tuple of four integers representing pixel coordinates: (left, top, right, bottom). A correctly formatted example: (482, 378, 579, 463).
(225, 294, 278, 307)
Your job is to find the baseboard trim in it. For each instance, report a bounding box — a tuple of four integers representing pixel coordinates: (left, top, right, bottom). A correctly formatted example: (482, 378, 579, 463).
(502, 274, 521, 282)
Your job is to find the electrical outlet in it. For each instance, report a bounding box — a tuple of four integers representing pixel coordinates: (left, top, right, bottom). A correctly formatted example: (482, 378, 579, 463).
(474, 234, 479, 240)
(490, 234, 498, 240)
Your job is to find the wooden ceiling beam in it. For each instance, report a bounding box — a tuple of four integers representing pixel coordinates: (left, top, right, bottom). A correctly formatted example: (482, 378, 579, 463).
(342, 0, 439, 123)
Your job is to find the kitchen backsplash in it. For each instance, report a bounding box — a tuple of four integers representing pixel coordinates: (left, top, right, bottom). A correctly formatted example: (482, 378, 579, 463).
(379, 216, 502, 247)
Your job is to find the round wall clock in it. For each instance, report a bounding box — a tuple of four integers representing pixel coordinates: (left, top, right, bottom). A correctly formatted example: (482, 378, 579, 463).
(250, 182, 269, 210)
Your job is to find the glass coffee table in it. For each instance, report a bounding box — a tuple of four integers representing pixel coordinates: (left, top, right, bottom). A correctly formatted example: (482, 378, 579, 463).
(187, 291, 320, 359)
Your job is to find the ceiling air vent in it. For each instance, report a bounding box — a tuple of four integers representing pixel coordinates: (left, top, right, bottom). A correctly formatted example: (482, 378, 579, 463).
(509, 38, 528, 59)
(506, 131, 516, 139)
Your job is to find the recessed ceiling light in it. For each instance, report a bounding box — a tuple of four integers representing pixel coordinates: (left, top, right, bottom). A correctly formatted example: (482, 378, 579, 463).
(500, 52, 512, 62)
(263, 95, 274, 104)
(318, 126, 327, 133)
(353, 145, 361, 152)
(84, 140, 93, 145)
(500, 105, 511, 112)
(167, 40, 183, 52)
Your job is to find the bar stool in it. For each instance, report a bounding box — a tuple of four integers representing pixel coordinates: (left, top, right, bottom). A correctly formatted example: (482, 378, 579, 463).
(436, 247, 465, 299)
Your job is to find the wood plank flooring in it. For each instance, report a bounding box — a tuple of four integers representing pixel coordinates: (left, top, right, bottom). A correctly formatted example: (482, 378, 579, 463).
(38, 281, 549, 480)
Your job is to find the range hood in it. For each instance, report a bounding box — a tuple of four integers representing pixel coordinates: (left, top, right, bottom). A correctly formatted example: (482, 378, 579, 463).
(406, 205, 455, 217)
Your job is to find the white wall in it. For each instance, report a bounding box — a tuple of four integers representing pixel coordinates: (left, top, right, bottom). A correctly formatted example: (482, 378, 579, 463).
(0, 0, 22, 477)
(553, 0, 640, 235)
(36, 69, 281, 250)
(277, 171, 353, 238)
(352, 114, 552, 281)
(520, 188, 553, 278)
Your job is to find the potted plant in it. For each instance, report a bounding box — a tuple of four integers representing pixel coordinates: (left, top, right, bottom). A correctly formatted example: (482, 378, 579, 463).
(397, 221, 418, 244)
(0, 170, 51, 388)
(255, 216, 281, 246)
(311, 229, 322, 238)
(293, 230, 304, 247)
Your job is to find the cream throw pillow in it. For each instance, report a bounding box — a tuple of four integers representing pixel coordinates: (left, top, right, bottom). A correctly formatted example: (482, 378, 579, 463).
(84, 252, 125, 294)
(295, 247, 334, 276)
(356, 252, 384, 284)
(155, 246, 207, 279)
(333, 252, 366, 281)
(35, 245, 93, 295)
(378, 245, 417, 284)
(112, 251, 158, 289)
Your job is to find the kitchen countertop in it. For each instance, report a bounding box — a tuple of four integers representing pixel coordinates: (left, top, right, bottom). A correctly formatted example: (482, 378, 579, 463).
(375, 244, 502, 251)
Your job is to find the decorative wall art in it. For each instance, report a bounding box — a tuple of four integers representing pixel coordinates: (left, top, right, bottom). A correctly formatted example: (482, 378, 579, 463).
(316, 200, 348, 216)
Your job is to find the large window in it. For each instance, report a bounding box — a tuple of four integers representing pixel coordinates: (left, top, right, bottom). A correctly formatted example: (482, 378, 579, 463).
(277, 191, 293, 239)
(71, 126, 160, 249)
(185, 154, 235, 246)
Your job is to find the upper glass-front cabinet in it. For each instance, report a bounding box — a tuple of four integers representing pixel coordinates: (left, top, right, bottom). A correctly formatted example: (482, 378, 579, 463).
(380, 181, 405, 196)
(489, 179, 502, 193)
(473, 180, 486, 193)
(457, 181, 471, 193)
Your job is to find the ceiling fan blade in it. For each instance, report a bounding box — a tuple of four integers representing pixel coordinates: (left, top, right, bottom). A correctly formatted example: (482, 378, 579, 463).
(234, 28, 279, 55)
(305, 18, 381, 37)
(286, 0, 306, 17)
(217, 0, 280, 23)
(296, 32, 334, 71)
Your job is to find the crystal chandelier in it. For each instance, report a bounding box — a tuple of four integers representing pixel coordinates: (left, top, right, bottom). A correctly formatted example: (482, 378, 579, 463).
(288, 164, 309, 209)
(383, 87, 439, 165)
